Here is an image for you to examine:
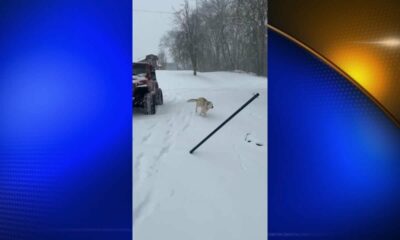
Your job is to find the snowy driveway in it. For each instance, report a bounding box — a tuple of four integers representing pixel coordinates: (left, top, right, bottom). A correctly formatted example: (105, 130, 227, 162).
(133, 70, 267, 240)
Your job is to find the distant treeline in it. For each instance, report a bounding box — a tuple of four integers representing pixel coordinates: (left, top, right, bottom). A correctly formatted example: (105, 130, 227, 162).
(159, 0, 267, 76)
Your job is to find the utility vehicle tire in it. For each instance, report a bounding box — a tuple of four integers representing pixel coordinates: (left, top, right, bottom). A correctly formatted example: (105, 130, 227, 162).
(155, 88, 163, 105)
(144, 93, 156, 115)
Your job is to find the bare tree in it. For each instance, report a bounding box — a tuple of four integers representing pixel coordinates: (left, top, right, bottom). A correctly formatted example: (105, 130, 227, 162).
(174, 0, 201, 75)
(162, 0, 267, 76)
(158, 50, 167, 70)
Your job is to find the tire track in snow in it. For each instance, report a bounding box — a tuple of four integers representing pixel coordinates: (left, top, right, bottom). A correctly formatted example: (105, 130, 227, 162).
(141, 132, 152, 143)
(134, 95, 194, 224)
(134, 153, 145, 183)
(134, 190, 160, 224)
(134, 87, 203, 224)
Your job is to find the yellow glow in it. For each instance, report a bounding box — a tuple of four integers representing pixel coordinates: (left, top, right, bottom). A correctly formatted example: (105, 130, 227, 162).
(330, 48, 386, 99)
(346, 62, 372, 85)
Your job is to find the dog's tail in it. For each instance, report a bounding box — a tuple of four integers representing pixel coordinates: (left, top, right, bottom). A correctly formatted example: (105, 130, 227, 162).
(187, 98, 197, 103)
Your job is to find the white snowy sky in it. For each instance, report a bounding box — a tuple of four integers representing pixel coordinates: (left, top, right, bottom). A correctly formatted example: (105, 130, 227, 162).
(133, 0, 198, 61)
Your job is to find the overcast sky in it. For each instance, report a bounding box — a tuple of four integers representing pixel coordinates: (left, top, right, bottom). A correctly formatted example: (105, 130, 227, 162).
(133, 0, 197, 61)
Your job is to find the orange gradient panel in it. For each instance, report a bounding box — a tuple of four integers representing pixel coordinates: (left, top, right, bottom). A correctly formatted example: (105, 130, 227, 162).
(270, 0, 400, 124)
(329, 47, 387, 99)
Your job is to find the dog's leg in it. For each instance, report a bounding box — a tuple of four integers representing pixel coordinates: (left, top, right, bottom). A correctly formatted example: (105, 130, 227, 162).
(200, 108, 206, 117)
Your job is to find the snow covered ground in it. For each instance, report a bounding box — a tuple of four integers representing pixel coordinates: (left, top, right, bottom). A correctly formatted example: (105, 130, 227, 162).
(133, 70, 267, 240)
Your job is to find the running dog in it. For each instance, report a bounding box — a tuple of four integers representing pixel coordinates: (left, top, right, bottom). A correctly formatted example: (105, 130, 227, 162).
(187, 97, 214, 116)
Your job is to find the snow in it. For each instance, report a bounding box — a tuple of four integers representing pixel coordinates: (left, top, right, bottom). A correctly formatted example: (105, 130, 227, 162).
(133, 70, 267, 240)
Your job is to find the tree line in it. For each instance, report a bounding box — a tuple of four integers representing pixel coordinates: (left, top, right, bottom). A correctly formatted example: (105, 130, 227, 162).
(159, 0, 267, 76)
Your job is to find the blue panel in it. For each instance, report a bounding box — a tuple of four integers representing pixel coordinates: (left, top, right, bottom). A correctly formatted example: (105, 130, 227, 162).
(0, 1, 132, 239)
(268, 29, 400, 238)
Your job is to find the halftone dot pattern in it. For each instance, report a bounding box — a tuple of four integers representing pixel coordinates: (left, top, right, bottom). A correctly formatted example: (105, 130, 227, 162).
(281, 47, 387, 128)
(0, 143, 57, 239)
(0, 1, 132, 239)
(269, 28, 400, 238)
